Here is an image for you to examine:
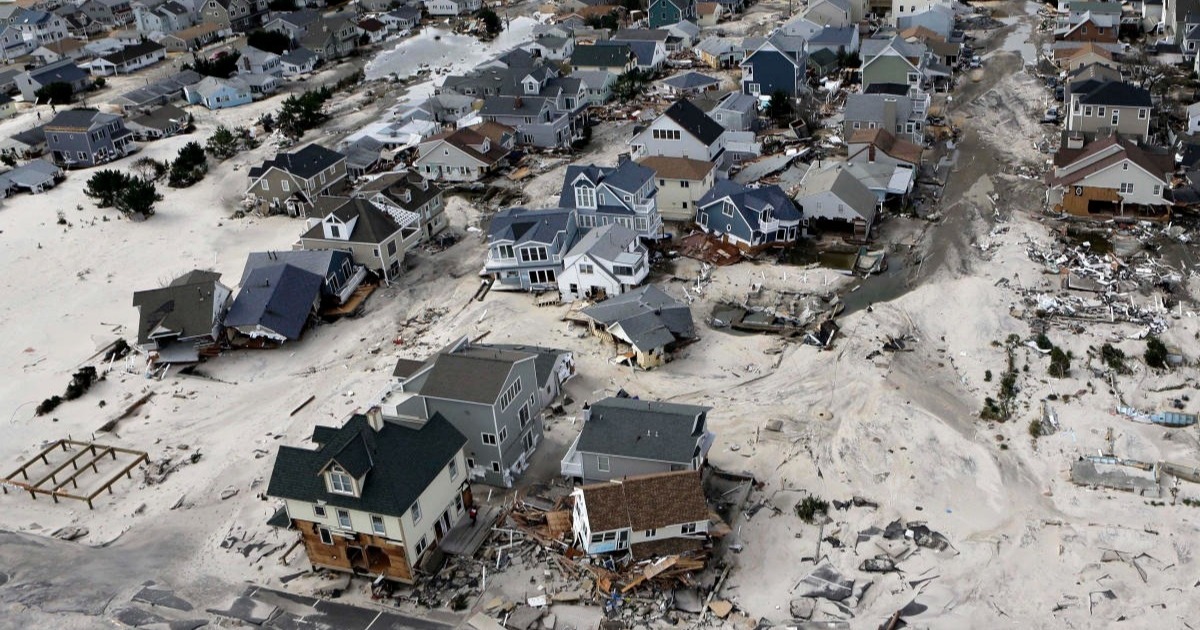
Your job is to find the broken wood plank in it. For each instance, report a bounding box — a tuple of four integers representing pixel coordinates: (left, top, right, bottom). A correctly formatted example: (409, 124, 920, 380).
(289, 395, 316, 417)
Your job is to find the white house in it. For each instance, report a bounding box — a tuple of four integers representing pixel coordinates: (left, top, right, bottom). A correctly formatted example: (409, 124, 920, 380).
(629, 99, 726, 165)
(1047, 135, 1174, 216)
(557, 223, 650, 302)
(571, 470, 709, 558)
(424, 0, 482, 15)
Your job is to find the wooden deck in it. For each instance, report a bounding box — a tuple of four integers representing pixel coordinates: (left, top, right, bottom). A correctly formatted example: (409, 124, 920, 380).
(677, 233, 743, 266)
(0, 439, 149, 509)
(322, 283, 378, 319)
(439, 504, 500, 556)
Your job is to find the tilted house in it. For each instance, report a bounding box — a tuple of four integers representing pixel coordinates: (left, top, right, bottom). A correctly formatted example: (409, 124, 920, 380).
(241, 250, 364, 308)
(131, 270, 231, 363)
(184, 76, 252, 109)
(299, 196, 420, 283)
(557, 223, 650, 302)
(557, 159, 663, 239)
(15, 59, 91, 101)
(571, 470, 709, 558)
(246, 143, 348, 216)
(710, 92, 758, 132)
(484, 207, 579, 291)
(352, 171, 448, 243)
(1047, 135, 1173, 219)
(126, 104, 191, 141)
(266, 411, 469, 583)
(845, 127, 922, 199)
(45, 109, 135, 168)
(695, 180, 803, 251)
(382, 337, 558, 487)
(88, 40, 165, 75)
(224, 262, 324, 345)
(661, 71, 721, 96)
(561, 396, 714, 483)
(579, 284, 695, 368)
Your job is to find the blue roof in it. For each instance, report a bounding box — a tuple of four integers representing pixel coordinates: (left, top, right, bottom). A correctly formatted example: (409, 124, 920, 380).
(698, 180, 802, 230)
(558, 160, 655, 210)
(810, 25, 857, 46)
(225, 263, 324, 341)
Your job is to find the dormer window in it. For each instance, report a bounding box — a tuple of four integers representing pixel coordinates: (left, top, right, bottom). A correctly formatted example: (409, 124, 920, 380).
(575, 184, 596, 208)
(328, 469, 355, 495)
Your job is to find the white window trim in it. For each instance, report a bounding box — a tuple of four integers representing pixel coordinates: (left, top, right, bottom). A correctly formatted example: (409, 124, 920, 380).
(597, 455, 610, 472)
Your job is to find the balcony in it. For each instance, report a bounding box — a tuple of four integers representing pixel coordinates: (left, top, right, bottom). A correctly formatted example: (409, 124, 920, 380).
(334, 265, 367, 304)
(560, 434, 583, 478)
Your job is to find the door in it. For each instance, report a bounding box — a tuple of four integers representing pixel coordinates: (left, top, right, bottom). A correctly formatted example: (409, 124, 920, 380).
(617, 530, 629, 550)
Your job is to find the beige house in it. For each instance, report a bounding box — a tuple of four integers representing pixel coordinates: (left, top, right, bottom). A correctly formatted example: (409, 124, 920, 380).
(246, 143, 348, 216)
(299, 196, 420, 283)
(352, 171, 448, 243)
(1066, 79, 1152, 142)
(696, 2, 722, 25)
(637, 156, 715, 224)
(267, 411, 471, 584)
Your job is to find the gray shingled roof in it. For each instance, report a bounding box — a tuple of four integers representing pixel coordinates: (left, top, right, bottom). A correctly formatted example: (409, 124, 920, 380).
(489, 207, 574, 245)
(576, 396, 711, 463)
(581, 285, 695, 351)
(267, 414, 466, 518)
(663, 71, 720, 91)
(662, 99, 724, 146)
(240, 250, 351, 290)
(698, 180, 802, 229)
(416, 348, 532, 404)
(562, 222, 641, 264)
(131, 270, 226, 346)
(249, 143, 345, 180)
(571, 43, 634, 67)
(558, 160, 654, 209)
(303, 197, 403, 246)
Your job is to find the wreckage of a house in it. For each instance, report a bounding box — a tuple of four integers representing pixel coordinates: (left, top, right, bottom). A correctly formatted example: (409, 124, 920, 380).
(576, 284, 695, 368)
(571, 470, 710, 559)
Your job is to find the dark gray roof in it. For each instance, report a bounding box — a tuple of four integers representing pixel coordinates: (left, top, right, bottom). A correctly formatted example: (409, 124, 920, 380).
(46, 108, 120, 132)
(280, 48, 318, 65)
(558, 160, 655, 208)
(571, 43, 634, 67)
(1071, 79, 1152, 107)
(863, 82, 910, 96)
(581, 285, 695, 350)
(484, 344, 568, 388)
(417, 347, 533, 404)
(28, 59, 88, 85)
(12, 125, 47, 146)
(488, 207, 574, 245)
(131, 270, 226, 346)
(250, 143, 345, 180)
(101, 40, 164, 65)
(596, 39, 656, 67)
(662, 71, 720, 90)
(224, 263, 323, 340)
(130, 104, 189, 131)
(480, 95, 550, 117)
(392, 358, 425, 378)
(267, 414, 466, 518)
(576, 396, 711, 463)
(303, 197, 403, 245)
(353, 170, 443, 212)
(662, 99, 724, 146)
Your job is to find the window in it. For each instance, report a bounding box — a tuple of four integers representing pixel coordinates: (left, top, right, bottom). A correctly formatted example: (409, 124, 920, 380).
(281, 179, 290, 192)
(1119, 182, 1134, 193)
(329, 470, 354, 495)
(1111, 112, 1119, 125)
(519, 401, 531, 427)
(645, 529, 657, 537)
(260, 179, 268, 190)
(387, 241, 397, 256)
(1154, 185, 1162, 196)
(455, 493, 465, 513)
(682, 522, 698, 534)
(1097, 107, 1105, 117)
(314, 505, 326, 517)
(682, 201, 688, 209)
(371, 514, 386, 535)
(318, 527, 333, 545)
(680, 180, 689, 188)
(496, 244, 514, 259)
(575, 185, 596, 208)
(520, 247, 548, 262)
(329, 225, 340, 238)
(579, 262, 594, 274)
(482, 432, 498, 445)
(336, 509, 351, 529)
(449, 458, 459, 480)
(529, 269, 556, 284)
(499, 377, 522, 409)
(591, 531, 618, 543)
(411, 500, 422, 524)
(1139, 108, 1148, 119)
(651, 128, 682, 140)
(414, 534, 428, 557)
(77, 151, 86, 160)
(1084, 106, 1093, 117)
(722, 201, 734, 217)
(613, 265, 635, 276)
(466, 457, 475, 469)
(491, 461, 502, 472)
(1122, 163, 1129, 170)
(597, 455, 610, 472)
(499, 426, 508, 443)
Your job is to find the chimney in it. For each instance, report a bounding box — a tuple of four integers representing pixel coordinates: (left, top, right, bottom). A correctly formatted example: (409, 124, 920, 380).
(616, 152, 630, 165)
(367, 406, 384, 431)
(581, 403, 591, 422)
(868, 144, 875, 162)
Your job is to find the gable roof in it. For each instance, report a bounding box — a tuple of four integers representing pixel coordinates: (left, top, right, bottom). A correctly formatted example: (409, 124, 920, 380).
(131, 270, 226, 345)
(796, 163, 880, 222)
(662, 71, 720, 90)
(267, 413, 466, 518)
(577, 396, 711, 463)
(224, 263, 323, 340)
(27, 59, 88, 85)
(564, 222, 642, 263)
(558, 160, 654, 207)
(240, 250, 350, 287)
(46, 108, 120, 132)
(416, 347, 532, 404)
(100, 40, 164, 65)
(571, 43, 633, 67)
(303, 196, 403, 245)
(250, 143, 345, 180)
(661, 98, 724, 145)
(1050, 135, 1173, 186)
(579, 470, 708, 532)
(130, 104, 189, 131)
(1070, 79, 1151, 107)
(638, 155, 715, 180)
(697, 179, 803, 228)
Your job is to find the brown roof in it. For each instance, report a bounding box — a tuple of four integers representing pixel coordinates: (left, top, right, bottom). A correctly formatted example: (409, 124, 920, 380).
(579, 470, 708, 532)
(172, 22, 225, 40)
(697, 2, 720, 15)
(1049, 135, 1173, 187)
(472, 121, 514, 144)
(358, 17, 386, 31)
(43, 37, 86, 54)
(848, 128, 922, 165)
(638, 156, 715, 181)
(1068, 42, 1115, 60)
(899, 26, 943, 42)
(570, 4, 620, 17)
(422, 123, 513, 165)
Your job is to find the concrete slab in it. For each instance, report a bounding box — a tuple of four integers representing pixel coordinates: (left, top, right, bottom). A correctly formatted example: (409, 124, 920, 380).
(133, 586, 194, 611)
(206, 595, 279, 625)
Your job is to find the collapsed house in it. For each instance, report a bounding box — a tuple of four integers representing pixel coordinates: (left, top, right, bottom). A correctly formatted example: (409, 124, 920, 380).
(577, 285, 696, 368)
(571, 470, 710, 559)
(131, 270, 231, 364)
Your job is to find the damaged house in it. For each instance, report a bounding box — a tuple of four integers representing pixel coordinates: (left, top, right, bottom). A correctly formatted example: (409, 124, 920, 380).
(224, 262, 325, 346)
(484, 207, 578, 291)
(557, 223, 650, 302)
(561, 396, 715, 483)
(695, 180, 803, 251)
(299, 195, 420, 284)
(794, 162, 880, 239)
(131, 270, 231, 364)
(571, 470, 710, 558)
(1046, 135, 1173, 219)
(557, 158, 663, 239)
(1065, 78, 1152, 142)
(245, 143, 348, 216)
(266, 410, 470, 583)
(578, 284, 695, 368)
